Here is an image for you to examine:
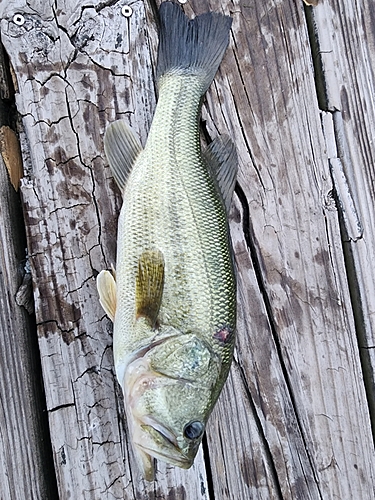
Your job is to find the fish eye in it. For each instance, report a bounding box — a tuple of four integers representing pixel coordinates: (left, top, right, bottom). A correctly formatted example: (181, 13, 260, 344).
(183, 421, 205, 440)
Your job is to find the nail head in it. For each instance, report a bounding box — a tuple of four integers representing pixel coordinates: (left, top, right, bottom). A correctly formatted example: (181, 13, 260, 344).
(13, 13, 25, 26)
(121, 5, 133, 17)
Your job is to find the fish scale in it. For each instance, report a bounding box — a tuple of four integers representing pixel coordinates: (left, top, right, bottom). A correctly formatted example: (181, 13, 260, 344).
(97, 1, 236, 480)
(115, 75, 234, 353)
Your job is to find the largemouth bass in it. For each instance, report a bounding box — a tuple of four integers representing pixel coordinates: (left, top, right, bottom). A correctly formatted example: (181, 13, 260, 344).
(97, 1, 237, 480)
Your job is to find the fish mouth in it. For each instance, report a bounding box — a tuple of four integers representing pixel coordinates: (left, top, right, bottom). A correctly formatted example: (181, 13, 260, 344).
(134, 417, 193, 469)
(136, 440, 192, 469)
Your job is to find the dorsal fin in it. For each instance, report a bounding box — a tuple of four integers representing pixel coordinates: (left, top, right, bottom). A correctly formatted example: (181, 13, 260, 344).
(203, 135, 238, 213)
(135, 249, 165, 327)
(104, 120, 143, 192)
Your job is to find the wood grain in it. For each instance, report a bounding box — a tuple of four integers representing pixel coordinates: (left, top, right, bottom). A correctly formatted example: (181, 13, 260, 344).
(308, 0, 375, 438)
(0, 154, 57, 498)
(0, 0, 374, 498)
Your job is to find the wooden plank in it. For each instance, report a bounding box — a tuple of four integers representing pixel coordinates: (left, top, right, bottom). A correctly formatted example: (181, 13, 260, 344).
(204, 194, 321, 500)
(0, 152, 57, 496)
(0, 35, 58, 499)
(307, 0, 375, 433)
(0, 0, 374, 499)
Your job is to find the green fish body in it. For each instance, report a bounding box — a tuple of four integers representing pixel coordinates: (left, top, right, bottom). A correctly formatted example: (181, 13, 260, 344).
(98, 1, 237, 480)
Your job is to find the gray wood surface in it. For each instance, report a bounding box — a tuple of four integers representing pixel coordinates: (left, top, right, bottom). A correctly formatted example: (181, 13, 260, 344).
(0, 153, 57, 497)
(0, 0, 374, 498)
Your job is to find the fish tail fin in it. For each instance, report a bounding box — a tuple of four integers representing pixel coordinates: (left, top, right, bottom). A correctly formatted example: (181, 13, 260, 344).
(156, 2, 232, 93)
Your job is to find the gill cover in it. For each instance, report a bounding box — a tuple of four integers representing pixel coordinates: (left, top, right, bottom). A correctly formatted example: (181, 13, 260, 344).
(123, 333, 222, 480)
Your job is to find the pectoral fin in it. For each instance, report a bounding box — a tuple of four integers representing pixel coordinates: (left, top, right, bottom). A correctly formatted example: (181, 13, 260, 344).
(135, 249, 164, 327)
(203, 135, 238, 213)
(97, 270, 117, 322)
(104, 120, 143, 192)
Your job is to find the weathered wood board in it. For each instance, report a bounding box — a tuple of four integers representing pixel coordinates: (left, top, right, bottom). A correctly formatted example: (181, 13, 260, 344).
(307, 0, 375, 435)
(0, 153, 58, 499)
(0, 0, 374, 499)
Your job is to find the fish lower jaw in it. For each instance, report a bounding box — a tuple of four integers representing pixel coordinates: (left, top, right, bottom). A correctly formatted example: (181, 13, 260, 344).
(134, 441, 193, 470)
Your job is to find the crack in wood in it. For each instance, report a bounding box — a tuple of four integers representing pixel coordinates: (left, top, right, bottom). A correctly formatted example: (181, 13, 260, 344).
(234, 182, 324, 499)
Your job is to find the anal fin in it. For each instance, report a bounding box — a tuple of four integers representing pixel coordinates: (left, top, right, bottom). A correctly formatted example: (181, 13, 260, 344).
(135, 249, 164, 327)
(97, 269, 117, 322)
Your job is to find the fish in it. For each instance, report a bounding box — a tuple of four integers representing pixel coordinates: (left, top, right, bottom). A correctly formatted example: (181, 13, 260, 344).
(97, 0, 237, 481)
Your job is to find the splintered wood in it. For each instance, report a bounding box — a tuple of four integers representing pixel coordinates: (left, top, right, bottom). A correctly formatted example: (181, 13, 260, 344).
(0, 125, 23, 190)
(0, 0, 374, 499)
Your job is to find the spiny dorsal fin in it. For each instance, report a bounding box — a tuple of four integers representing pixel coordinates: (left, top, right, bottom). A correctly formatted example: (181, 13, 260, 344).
(104, 120, 143, 192)
(135, 249, 165, 327)
(97, 269, 117, 322)
(203, 135, 238, 213)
